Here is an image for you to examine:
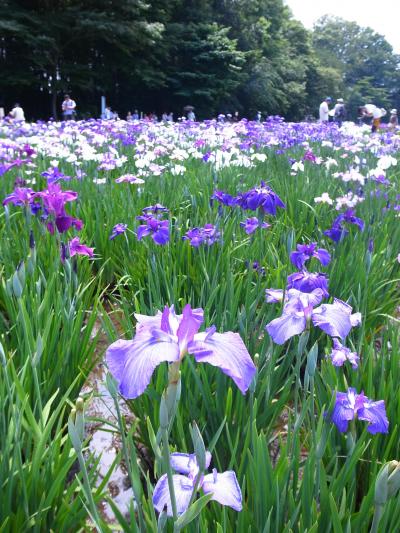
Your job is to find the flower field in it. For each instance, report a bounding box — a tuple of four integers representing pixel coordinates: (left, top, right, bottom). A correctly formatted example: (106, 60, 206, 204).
(1, 117, 400, 532)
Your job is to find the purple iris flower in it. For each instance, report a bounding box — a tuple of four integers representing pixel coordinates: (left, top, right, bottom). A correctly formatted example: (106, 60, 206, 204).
(330, 339, 359, 369)
(266, 292, 360, 345)
(324, 224, 348, 243)
(3, 187, 35, 207)
(312, 299, 361, 338)
(110, 223, 128, 240)
(35, 183, 83, 234)
(333, 209, 365, 232)
(330, 388, 388, 434)
(211, 190, 237, 207)
(106, 304, 256, 399)
(290, 243, 331, 269)
(142, 203, 169, 215)
(137, 215, 169, 245)
(153, 451, 242, 516)
(286, 271, 329, 297)
(41, 167, 71, 184)
(236, 181, 285, 215)
(240, 217, 271, 235)
(183, 224, 220, 247)
(68, 237, 94, 258)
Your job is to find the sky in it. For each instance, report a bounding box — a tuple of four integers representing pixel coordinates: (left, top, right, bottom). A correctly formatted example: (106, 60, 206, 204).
(285, 0, 400, 52)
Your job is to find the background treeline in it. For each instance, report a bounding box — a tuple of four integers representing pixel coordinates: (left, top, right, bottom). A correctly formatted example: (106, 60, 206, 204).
(1, 0, 400, 121)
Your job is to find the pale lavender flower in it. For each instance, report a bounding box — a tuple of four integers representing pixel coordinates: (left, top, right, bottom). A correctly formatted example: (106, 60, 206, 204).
(330, 339, 359, 369)
(330, 388, 388, 434)
(106, 304, 256, 398)
(152, 451, 242, 516)
(240, 217, 271, 234)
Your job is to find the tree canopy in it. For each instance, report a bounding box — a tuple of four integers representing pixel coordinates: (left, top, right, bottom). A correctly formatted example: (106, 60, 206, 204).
(1, 2, 399, 120)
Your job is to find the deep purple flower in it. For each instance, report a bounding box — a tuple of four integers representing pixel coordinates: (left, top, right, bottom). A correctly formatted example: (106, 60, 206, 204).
(211, 190, 237, 207)
(183, 224, 220, 247)
(137, 215, 169, 245)
(330, 339, 359, 369)
(68, 237, 94, 258)
(106, 304, 256, 399)
(236, 181, 285, 215)
(110, 223, 128, 240)
(286, 271, 329, 297)
(3, 187, 35, 207)
(240, 217, 271, 235)
(290, 242, 331, 269)
(324, 224, 348, 243)
(334, 209, 365, 232)
(35, 183, 83, 234)
(153, 451, 242, 516)
(330, 388, 388, 434)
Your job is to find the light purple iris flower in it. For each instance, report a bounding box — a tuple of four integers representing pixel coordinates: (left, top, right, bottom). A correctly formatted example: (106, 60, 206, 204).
(331, 388, 388, 434)
(153, 451, 242, 516)
(115, 174, 145, 184)
(110, 223, 128, 240)
(68, 237, 94, 258)
(330, 339, 359, 369)
(290, 242, 331, 269)
(41, 167, 71, 183)
(240, 217, 271, 235)
(106, 304, 256, 399)
(136, 215, 169, 245)
(266, 292, 360, 345)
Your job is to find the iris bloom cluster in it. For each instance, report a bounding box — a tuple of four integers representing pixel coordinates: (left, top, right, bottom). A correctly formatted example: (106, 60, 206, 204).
(212, 181, 285, 216)
(136, 204, 170, 245)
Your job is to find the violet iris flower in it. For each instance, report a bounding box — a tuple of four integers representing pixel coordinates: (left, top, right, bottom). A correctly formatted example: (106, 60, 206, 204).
(110, 223, 128, 240)
(330, 388, 388, 434)
(236, 181, 286, 215)
(330, 339, 359, 369)
(240, 217, 270, 235)
(266, 292, 360, 345)
(142, 203, 169, 215)
(3, 187, 35, 207)
(211, 190, 237, 207)
(183, 224, 220, 247)
(334, 209, 365, 232)
(35, 183, 83, 234)
(153, 451, 242, 516)
(286, 271, 329, 297)
(290, 242, 331, 269)
(41, 167, 71, 184)
(136, 215, 169, 245)
(106, 304, 256, 399)
(324, 224, 348, 243)
(68, 237, 94, 258)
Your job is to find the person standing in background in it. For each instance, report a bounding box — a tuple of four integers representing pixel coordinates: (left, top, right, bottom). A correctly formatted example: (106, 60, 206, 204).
(389, 109, 398, 130)
(62, 94, 76, 120)
(333, 98, 346, 127)
(319, 97, 332, 123)
(9, 103, 25, 121)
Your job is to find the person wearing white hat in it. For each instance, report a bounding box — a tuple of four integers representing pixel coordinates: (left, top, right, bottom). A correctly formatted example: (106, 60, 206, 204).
(334, 98, 346, 127)
(389, 109, 398, 131)
(359, 104, 386, 132)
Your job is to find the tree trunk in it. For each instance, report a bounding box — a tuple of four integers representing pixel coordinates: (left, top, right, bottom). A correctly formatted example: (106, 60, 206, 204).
(51, 90, 57, 120)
